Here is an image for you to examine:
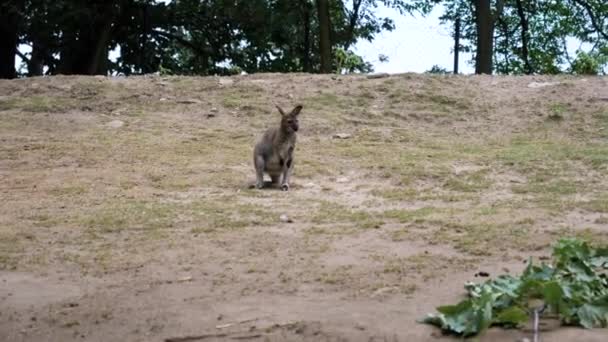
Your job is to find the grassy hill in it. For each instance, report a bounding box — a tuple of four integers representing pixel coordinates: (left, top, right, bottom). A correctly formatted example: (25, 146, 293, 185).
(1, 74, 607, 341)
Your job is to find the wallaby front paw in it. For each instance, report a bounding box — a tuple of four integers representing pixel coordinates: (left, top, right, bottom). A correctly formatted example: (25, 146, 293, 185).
(255, 182, 264, 189)
(281, 183, 290, 191)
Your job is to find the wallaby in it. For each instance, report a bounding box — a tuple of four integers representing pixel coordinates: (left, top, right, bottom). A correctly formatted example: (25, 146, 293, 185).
(253, 104, 303, 191)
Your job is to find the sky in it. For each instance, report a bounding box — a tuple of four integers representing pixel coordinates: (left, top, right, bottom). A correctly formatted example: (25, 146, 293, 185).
(353, 5, 474, 74)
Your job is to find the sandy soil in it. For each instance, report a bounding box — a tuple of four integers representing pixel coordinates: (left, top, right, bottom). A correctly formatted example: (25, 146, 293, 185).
(0, 73, 607, 341)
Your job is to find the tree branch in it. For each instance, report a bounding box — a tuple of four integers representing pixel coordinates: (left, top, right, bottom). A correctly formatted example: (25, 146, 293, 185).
(344, 0, 363, 50)
(571, 0, 608, 40)
(151, 29, 213, 55)
(15, 49, 30, 63)
(515, 0, 532, 74)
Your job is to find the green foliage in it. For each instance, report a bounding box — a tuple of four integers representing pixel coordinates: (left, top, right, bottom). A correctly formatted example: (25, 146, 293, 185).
(7, 0, 608, 77)
(11, 0, 431, 77)
(425, 65, 450, 74)
(432, 0, 608, 75)
(334, 48, 372, 74)
(420, 238, 608, 336)
(571, 50, 608, 75)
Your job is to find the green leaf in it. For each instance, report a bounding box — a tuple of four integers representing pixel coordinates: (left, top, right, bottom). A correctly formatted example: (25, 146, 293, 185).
(577, 301, 608, 328)
(419, 238, 608, 336)
(565, 259, 596, 282)
(436, 300, 474, 334)
(495, 307, 529, 327)
(542, 281, 564, 310)
(590, 256, 608, 269)
(419, 313, 448, 329)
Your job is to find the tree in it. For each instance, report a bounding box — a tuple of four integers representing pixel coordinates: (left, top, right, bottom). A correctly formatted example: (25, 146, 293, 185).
(473, 0, 493, 74)
(9, 0, 606, 78)
(430, 0, 608, 75)
(0, 0, 25, 79)
(317, 0, 332, 73)
(514, 0, 532, 74)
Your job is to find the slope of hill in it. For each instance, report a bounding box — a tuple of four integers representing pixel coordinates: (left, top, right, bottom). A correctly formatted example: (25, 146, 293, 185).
(1, 74, 607, 341)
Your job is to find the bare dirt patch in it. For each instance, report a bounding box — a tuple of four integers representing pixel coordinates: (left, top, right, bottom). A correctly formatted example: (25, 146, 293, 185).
(1, 74, 607, 341)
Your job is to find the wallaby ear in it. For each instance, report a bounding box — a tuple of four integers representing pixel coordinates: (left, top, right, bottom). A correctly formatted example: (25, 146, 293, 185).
(275, 105, 287, 116)
(290, 105, 303, 116)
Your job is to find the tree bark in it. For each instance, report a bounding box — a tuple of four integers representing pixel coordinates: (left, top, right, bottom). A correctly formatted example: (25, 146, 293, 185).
(453, 18, 460, 74)
(515, 0, 532, 74)
(303, 9, 312, 72)
(316, 0, 332, 73)
(496, 0, 511, 75)
(0, 1, 24, 79)
(344, 0, 362, 50)
(473, 0, 494, 74)
(58, 4, 116, 75)
(299, 0, 312, 73)
(28, 41, 45, 76)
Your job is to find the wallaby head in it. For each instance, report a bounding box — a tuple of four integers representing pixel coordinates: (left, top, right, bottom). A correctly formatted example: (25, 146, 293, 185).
(276, 105, 302, 134)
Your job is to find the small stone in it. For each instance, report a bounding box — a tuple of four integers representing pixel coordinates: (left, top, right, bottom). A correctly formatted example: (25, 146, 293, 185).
(336, 177, 349, 183)
(107, 120, 124, 128)
(303, 182, 316, 188)
(210, 107, 218, 112)
(177, 99, 202, 104)
(332, 133, 352, 139)
(219, 78, 234, 86)
(160, 98, 168, 101)
(366, 73, 390, 79)
(279, 214, 293, 223)
(527, 81, 558, 88)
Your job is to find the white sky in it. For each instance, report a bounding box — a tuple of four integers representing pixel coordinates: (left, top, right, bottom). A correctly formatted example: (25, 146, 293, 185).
(353, 5, 473, 73)
(17, 2, 589, 75)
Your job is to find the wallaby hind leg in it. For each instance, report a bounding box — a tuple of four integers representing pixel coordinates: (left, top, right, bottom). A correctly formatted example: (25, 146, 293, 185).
(254, 155, 265, 189)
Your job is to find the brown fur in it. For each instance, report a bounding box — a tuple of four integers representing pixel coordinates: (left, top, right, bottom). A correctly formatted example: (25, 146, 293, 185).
(253, 104, 303, 190)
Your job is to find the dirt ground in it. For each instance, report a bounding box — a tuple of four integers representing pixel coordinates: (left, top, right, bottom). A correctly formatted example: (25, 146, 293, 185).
(1, 73, 607, 341)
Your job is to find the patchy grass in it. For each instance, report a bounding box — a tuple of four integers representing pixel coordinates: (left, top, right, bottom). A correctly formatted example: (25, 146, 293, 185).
(511, 179, 579, 195)
(1, 75, 607, 319)
(382, 207, 437, 223)
(443, 170, 491, 193)
(311, 201, 384, 229)
(1, 96, 76, 113)
(580, 195, 608, 213)
(83, 200, 177, 234)
(429, 221, 545, 256)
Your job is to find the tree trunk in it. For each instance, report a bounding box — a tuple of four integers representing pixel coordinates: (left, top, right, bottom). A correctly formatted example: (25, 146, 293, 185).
(453, 17, 460, 74)
(58, 4, 115, 75)
(28, 41, 45, 76)
(473, 0, 494, 74)
(316, 0, 332, 73)
(140, 3, 152, 74)
(515, 0, 532, 74)
(0, 1, 24, 79)
(344, 0, 362, 50)
(87, 16, 113, 75)
(299, 0, 312, 73)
